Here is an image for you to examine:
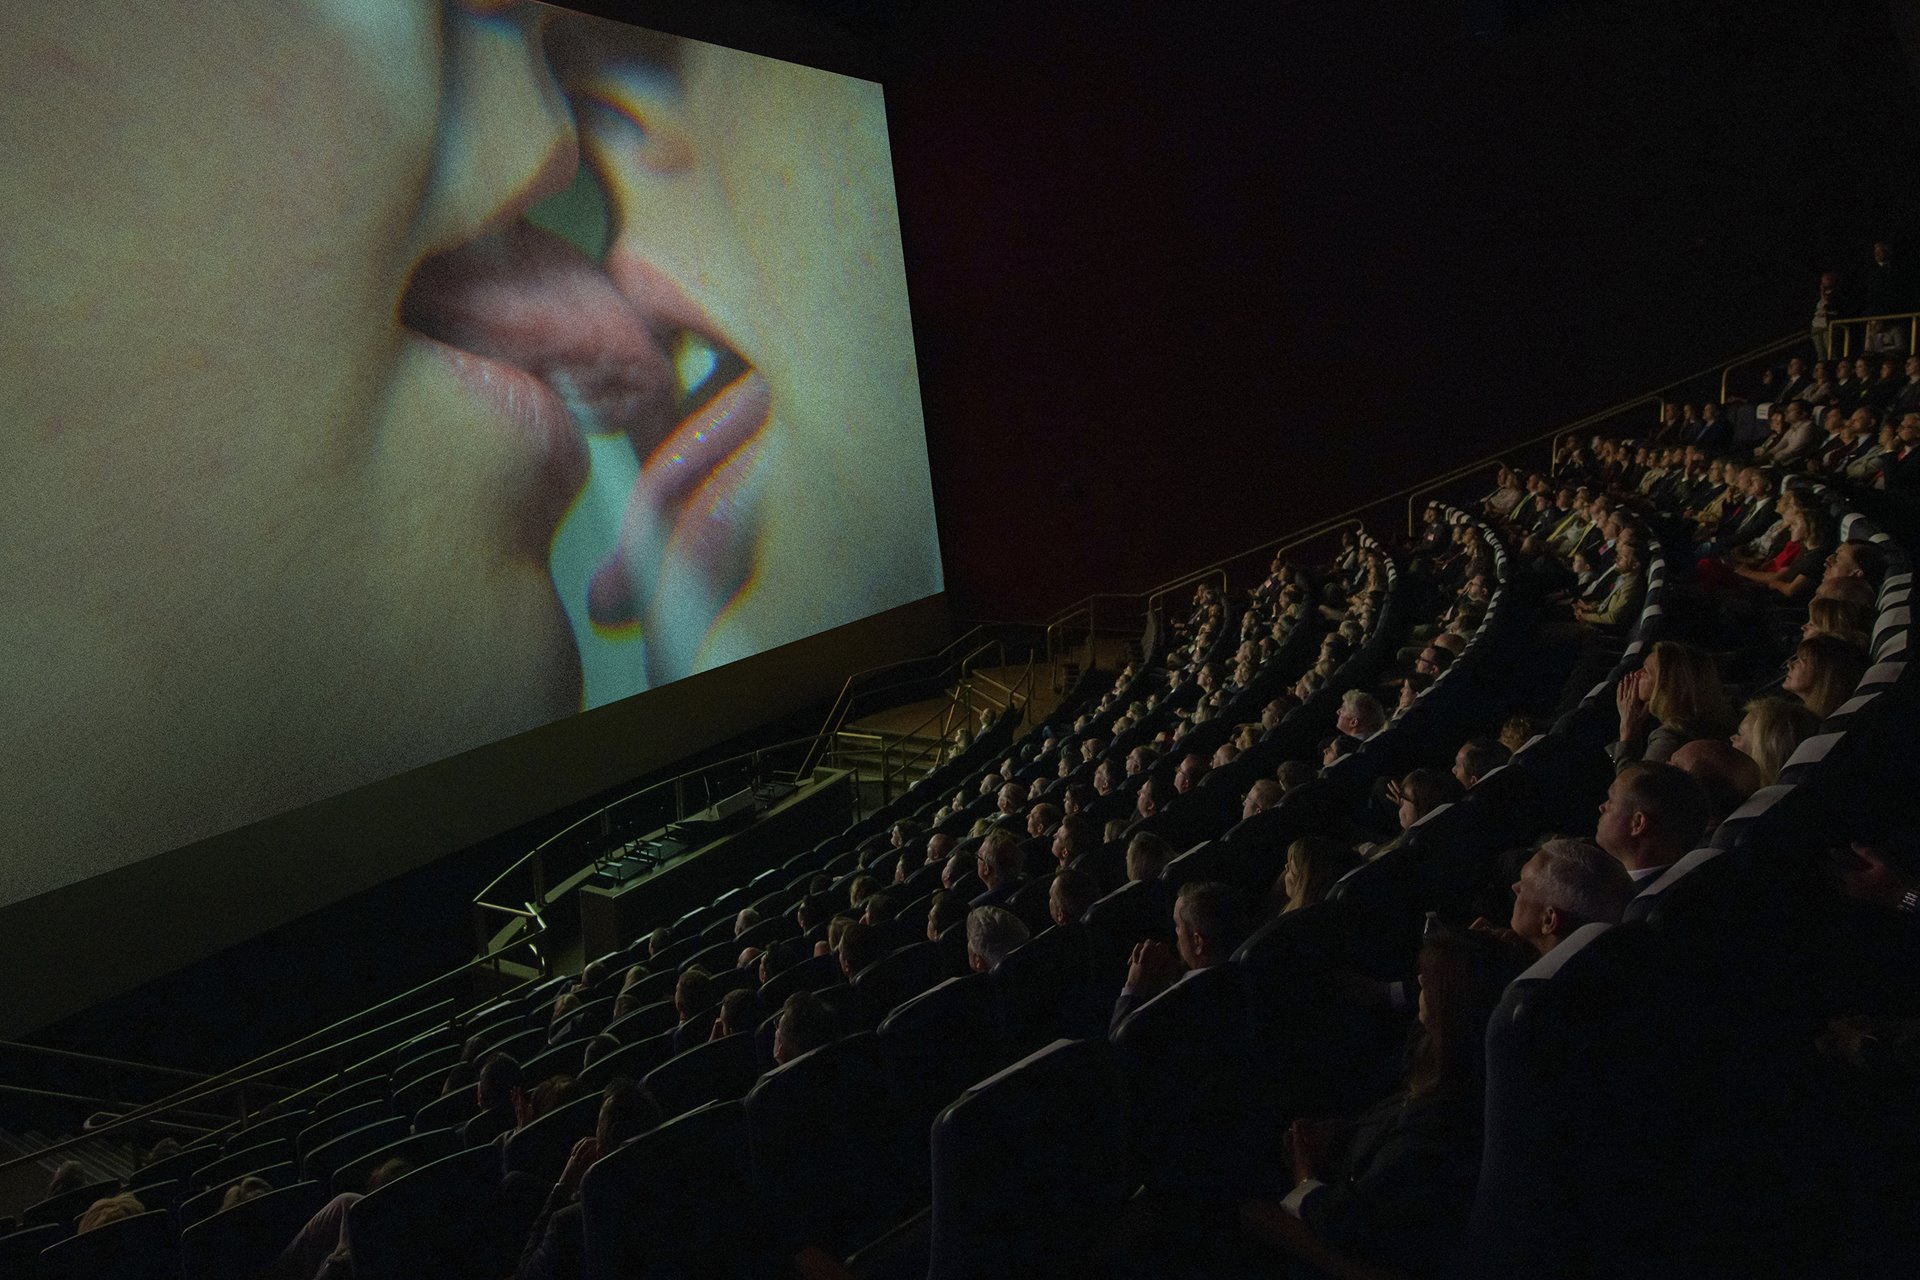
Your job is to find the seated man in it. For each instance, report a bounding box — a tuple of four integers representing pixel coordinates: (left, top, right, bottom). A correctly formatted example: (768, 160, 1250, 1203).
(971, 829, 1028, 908)
(965, 905, 1031, 974)
(516, 1079, 664, 1280)
(1242, 778, 1284, 820)
(1050, 866, 1101, 927)
(772, 991, 839, 1066)
(1335, 690, 1387, 745)
(461, 1052, 524, 1146)
(1484, 838, 1636, 957)
(1451, 737, 1511, 791)
(1109, 881, 1247, 1034)
(1595, 762, 1712, 886)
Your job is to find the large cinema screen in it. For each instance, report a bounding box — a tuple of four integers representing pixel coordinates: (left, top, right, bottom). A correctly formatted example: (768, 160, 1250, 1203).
(0, 2, 941, 910)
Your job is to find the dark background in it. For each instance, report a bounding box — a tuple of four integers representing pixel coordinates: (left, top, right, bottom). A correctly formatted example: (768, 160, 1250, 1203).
(571, 0, 1920, 619)
(23, 0, 1920, 1066)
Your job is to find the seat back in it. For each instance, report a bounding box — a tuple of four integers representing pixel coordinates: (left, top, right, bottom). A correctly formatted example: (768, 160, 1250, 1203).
(745, 1032, 913, 1254)
(296, 1098, 388, 1162)
(580, 1027, 678, 1091)
(579, 1101, 753, 1280)
(21, 1178, 124, 1230)
(345, 1145, 502, 1280)
(849, 941, 945, 1026)
(0, 1223, 63, 1276)
(1081, 879, 1173, 991)
(300, 1117, 409, 1186)
(1111, 964, 1266, 1199)
(179, 1179, 327, 1280)
(188, 1137, 295, 1192)
(991, 924, 1100, 1055)
(332, 1127, 463, 1197)
(928, 1038, 1130, 1280)
(502, 1091, 603, 1185)
(643, 1032, 762, 1117)
(38, 1209, 177, 1280)
(877, 972, 1009, 1165)
(410, 1084, 477, 1135)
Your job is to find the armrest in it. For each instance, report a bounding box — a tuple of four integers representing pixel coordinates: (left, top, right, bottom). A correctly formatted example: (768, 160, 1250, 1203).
(1238, 1198, 1416, 1280)
(792, 1246, 857, 1280)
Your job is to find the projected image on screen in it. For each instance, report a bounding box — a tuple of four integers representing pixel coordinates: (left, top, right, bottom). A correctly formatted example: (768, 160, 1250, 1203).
(0, 2, 941, 909)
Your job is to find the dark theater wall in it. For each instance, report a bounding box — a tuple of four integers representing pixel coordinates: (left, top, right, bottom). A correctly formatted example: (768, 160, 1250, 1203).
(580, 0, 1920, 620)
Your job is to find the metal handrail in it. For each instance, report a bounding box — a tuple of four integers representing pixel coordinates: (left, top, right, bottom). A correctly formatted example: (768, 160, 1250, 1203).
(1832, 308, 1920, 359)
(1408, 327, 1838, 531)
(0, 928, 546, 1177)
(798, 625, 1000, 777)
(0, 1041, 211, 1082)
(471, 733, 821, 944)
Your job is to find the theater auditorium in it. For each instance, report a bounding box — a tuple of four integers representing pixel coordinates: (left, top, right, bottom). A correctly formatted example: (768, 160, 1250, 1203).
(3, 1, 1920, 1277)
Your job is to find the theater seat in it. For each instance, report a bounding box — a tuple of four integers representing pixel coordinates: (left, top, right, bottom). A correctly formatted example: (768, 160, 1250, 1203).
(1082, 879, 1174, 993)
(0, 1223, 61, 1276)
(20, 1177, 123, 1230)
(37, 1209, 177, 1280)
(643, 1031, 762, 1116)
(926, 1038, 1131, 1280)
(579, 1100, 754, 1280)
(578, 1028, 677, 1091)
(300, 1119, 408, 1187)
(503, 1091, 603, 1185)
(345, 1145, 502, 1280)
(179, 1180, 327, 1280)
(991, 923, 1101, 1056)
(850, 941, 946, 1026)
(189, 1137, 295, 1193)
(1111, 963, 1268, 1202)
(878, 974, 1008, 1143)
(746, 1031, 916, 1258)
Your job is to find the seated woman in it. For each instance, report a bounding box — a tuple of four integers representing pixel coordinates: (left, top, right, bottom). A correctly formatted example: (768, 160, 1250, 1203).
(1730, 696, 1823, 788)
(1731, 503, 1829, 600)
(1268, 835, 1363, 919)
(1802, 594, 1875, 650)
(1258, 929, 1530, 1276)
(1783, 634, 1872, 720)
(1613, 640, 1734, 769)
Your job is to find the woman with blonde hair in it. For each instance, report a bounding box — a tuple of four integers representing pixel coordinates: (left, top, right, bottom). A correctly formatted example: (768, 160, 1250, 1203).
(1731, 697, 1822, 787)
(1802, 594, 1874, 650)
(1783, 634, 1871, 720)
(1273, 836, 1363, 916)
(1613, 640, 1734, 769)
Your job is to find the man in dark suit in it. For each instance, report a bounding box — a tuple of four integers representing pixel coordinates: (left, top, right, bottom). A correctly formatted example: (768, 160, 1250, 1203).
(1108, 881, 1247, 1035)
(461, 1052, 524, 1146)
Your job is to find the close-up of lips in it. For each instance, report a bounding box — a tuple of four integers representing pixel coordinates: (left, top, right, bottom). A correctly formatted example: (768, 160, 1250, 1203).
(400, 199, 770, 688)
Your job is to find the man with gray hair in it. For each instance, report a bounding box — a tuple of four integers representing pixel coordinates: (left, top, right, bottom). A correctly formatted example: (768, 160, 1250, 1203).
(1335, 690, 1386, 743)
(965, 905, 1030, 973)
(1507, 838, 1636, 956)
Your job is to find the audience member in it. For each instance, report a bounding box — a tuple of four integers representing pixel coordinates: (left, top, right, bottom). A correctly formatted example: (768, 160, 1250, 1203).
(1272, 835, 1362, 918)
(1595, 763, 1713, 884)
(1730, 695, 1823, 786)
(1274, 930, 1530, 1274)
(1667, 738, 1761, 826)
(1784, 633, 1870, 718)
(772, 991, 838, 1066)
(1488, 839, 1636, 956)
(516, 1078, 664, 1280)
(1110, 881, 1246, 1033)
(965, 905, 1031, 973)
(1612, 640, 1733, 768)
(463, 1052, 524, 1146)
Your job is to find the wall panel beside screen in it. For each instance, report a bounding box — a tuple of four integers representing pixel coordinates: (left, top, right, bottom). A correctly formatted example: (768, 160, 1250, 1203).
(0, 2, 944, 1036)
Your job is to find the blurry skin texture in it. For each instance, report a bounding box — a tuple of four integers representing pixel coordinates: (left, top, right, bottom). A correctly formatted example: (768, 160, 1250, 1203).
(0, 0, 935, 899)
(548, 11, 934, 681)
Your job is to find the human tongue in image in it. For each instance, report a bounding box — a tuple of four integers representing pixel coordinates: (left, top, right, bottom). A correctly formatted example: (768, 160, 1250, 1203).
(403, 222, 769, 676)
(401, 220, 676, 446)
(583, 250, 772, 676)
